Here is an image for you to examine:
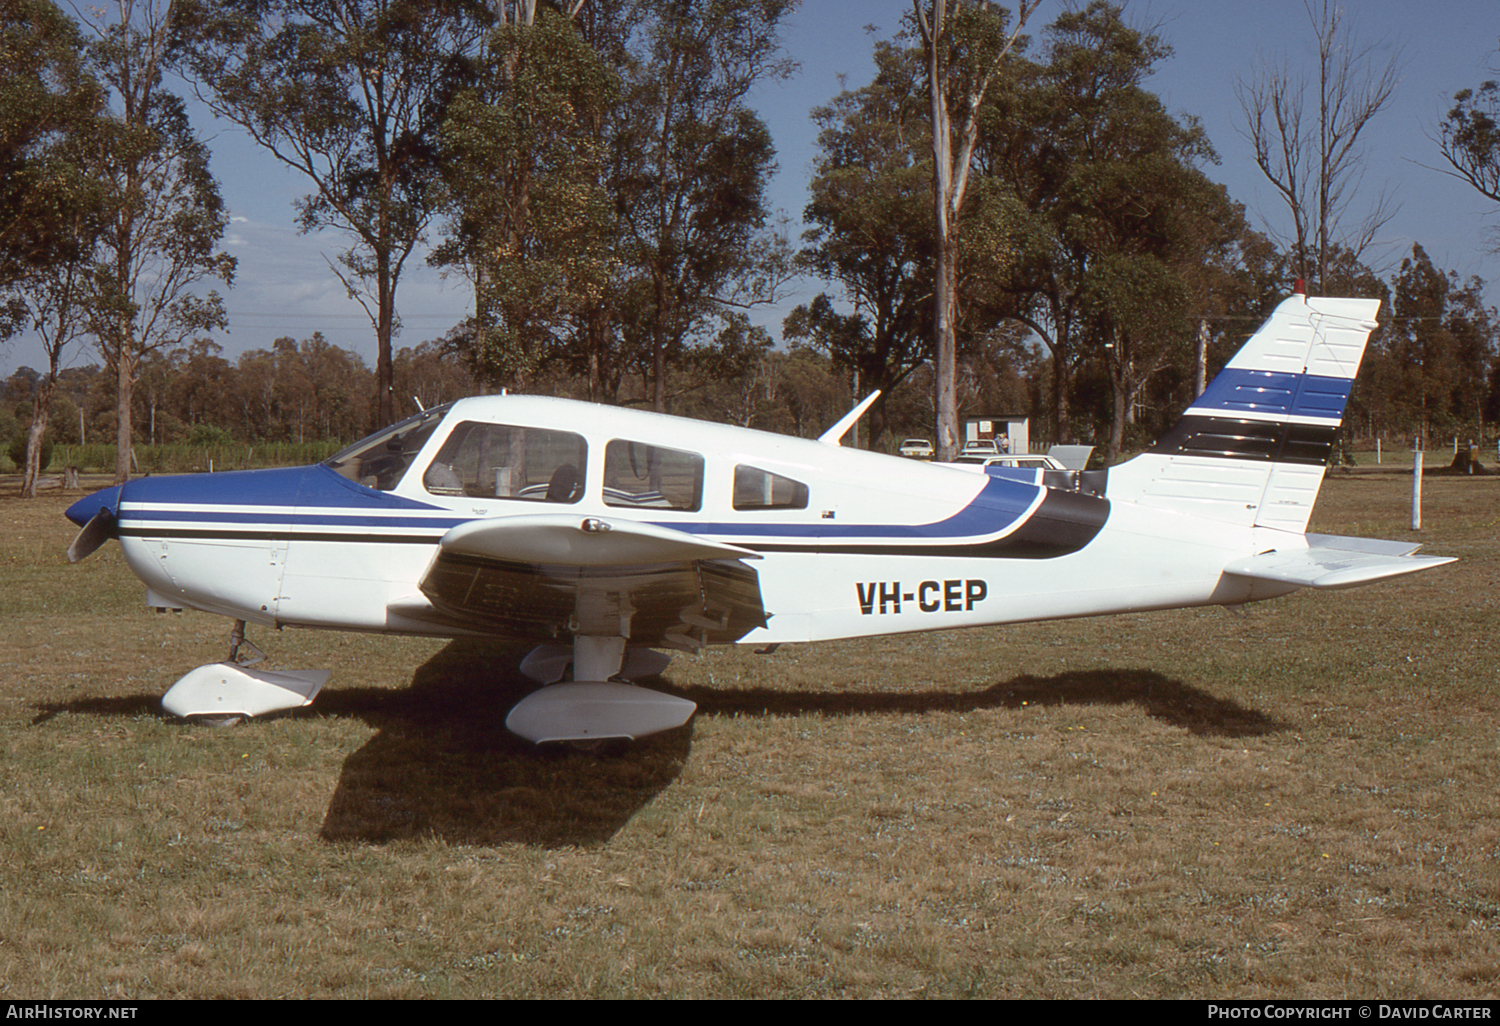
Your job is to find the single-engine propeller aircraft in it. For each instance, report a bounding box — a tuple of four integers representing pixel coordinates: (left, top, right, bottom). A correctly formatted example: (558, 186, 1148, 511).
(66, 293, 1452, 743)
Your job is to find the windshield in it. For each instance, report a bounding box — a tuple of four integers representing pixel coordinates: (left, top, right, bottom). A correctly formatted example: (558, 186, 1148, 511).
(324, 403, 454, 491)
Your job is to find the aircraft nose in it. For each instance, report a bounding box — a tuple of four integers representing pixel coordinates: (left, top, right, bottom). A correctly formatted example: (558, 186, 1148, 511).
(64, 485, 122, 528)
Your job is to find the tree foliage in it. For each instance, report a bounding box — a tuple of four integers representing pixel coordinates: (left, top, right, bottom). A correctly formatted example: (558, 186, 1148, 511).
(968, 2, 1251, 458)
(430, 0, 797, 409)
(0, 0, 111, 493)
(0, 0, 104, 305)
(1439, 78, 1500, 212)
(1368, 244, 1497, 445)
(610, 0, 795, 412)
(79, 0, 236, 485)
(792, 3, 1265, 459)
(787, 38, 934, 444)
(175, 0, 487, 427)
(431, 5, 618, 389)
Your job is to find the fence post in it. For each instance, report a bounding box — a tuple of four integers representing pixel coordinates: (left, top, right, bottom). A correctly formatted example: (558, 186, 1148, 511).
(1411, 450, 1423, 531)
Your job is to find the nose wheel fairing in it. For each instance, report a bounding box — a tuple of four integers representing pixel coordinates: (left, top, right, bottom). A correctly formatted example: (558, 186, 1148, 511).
(161, 619, 329, 723)
(161, 662, 331, 721)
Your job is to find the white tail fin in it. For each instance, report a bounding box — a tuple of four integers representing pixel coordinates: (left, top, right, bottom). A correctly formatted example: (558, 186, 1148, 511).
(1106, 295, 1381, 533)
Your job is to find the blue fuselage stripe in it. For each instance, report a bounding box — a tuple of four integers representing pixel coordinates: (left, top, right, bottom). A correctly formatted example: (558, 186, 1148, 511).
(106, 463, 1046, 546)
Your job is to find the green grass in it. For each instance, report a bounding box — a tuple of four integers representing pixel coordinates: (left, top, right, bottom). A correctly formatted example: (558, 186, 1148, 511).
(0, 473, 1496, 997)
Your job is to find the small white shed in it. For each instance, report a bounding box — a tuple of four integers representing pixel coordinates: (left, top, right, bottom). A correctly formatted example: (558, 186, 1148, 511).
(961, 415, 1030, 455)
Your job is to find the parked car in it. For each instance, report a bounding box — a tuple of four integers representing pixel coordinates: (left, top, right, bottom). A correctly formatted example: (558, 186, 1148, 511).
(946, 453, 1065, 471)
(987, 454, 1064, 469)
(898, 438, 934, 459)
(957, 438, 1002, 456)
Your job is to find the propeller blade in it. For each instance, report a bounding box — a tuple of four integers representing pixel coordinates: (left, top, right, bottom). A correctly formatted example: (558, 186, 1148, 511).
(67, 508, 116, 563)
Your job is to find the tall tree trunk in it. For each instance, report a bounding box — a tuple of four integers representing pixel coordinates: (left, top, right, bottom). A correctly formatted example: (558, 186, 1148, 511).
(1051, 353, 1071, 444)
(1195, 318, 1209, 397)
(914, 0, 1036, 460)
(933, 234, 959, 457)
(1107, 348, 1129, 465)
(21, 379, 54, 499)
(376, 246, 394, 427)
(114, 345, 134, 485)
(652, 276, 669, 412)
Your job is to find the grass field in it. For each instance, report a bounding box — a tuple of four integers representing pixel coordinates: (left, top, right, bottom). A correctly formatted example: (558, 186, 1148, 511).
(0, 468, 1496, 998)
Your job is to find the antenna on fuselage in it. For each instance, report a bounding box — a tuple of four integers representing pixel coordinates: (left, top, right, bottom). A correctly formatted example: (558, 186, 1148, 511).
(817, 390, 882, 447)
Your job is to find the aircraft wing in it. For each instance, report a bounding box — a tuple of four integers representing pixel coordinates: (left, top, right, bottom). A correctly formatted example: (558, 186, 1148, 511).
(1224, 533, 1456, 591)
(395, 514, 769, 649)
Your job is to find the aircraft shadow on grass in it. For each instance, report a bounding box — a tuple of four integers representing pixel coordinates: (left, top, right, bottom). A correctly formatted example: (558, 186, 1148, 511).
(329, 649, 1288, 846)
(678, 665, 1289, 739)
(34, 635, 1286, 849)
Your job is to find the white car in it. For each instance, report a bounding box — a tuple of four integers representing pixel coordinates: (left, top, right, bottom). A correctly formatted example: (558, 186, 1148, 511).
(946, 453, 1065, 471)
(898, 438, 934, 459)
(957, 439, 1001, 456)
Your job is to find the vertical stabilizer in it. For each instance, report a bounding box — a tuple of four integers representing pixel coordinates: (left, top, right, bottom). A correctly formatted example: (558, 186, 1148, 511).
(1106, 295, 1381, 532)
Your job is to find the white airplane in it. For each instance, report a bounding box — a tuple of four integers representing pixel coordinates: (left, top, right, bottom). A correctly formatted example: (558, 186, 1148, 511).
(65, 293, 1452, 743)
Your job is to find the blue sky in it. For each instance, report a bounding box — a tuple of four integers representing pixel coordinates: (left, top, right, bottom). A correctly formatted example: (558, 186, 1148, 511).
(5, 0, 1498, 379)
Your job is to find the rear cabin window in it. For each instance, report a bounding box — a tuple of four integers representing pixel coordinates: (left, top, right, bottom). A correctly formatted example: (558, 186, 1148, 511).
(603, 440, 703, 511)
(733, 465, 809, 511)
(423, 422, 586, 503)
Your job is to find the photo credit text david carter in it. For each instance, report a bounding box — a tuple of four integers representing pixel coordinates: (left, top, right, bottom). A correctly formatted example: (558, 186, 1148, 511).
(1209, 1007, 1493, 1020)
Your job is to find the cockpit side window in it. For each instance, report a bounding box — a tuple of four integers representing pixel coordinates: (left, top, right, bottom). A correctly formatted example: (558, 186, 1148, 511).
(603, 440, 703, 511)
(733, 465, 809, 511)
(324, 404, 452, 491)
(423, 422, 586, 503)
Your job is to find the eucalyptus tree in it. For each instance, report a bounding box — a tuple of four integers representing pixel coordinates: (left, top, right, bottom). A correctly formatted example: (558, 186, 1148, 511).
(81, 0, 235, 485)
(170, 337, 234, 432)
(1047, 4, 1243, 460)
(15, 217, 95, 495)
(787, 39, 934, 446)
(1442, 276, 1498, 443)
(430, 3, 617, 391)
(972, 1, 1245, 457)
(424, 0, 795, 410)
(0, 0, 104, 306)
(0, 0, 110, 493)
(175, 0, 488, 427)
(1440, 77, 1500, 212)
(610, 0, 796, 413)
(1374, 245, 1496, 445)
(909, 0, 1037, 459)
(1235, 0, 1399, 294)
